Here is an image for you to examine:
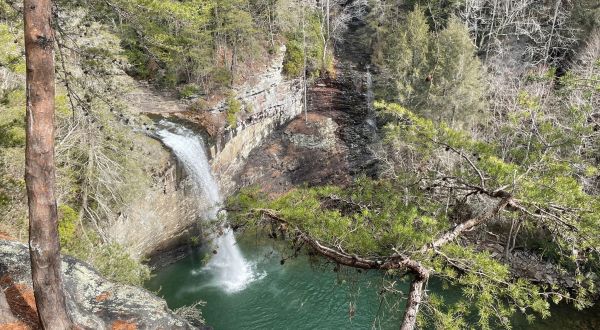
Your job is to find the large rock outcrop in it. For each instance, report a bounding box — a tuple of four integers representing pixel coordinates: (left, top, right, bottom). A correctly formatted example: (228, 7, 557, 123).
(0, 239, 200, 329)
(236, 112, 351, 195)
(103, 45, 303, 261)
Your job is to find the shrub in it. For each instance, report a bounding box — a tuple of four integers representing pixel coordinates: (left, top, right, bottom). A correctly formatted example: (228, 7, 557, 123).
(226, 96, 242, 128)
(92, 243, 151, 286)
(122, 46, 151, 79)
(0, 125, 25, 148)
(211, 67, 233, 90)
(190, 98, 210, 112)
(283, 40, 304, 77)
(174, 301, 206, 326)
(58, 204, 78, 247)
(179, 83, 200, 99)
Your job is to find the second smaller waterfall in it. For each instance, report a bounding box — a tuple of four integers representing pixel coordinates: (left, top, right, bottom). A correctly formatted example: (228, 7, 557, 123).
(156, 121, 258, 293)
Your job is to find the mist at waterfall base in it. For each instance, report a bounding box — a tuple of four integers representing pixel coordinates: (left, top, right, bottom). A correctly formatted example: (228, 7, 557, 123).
(147, 235, 405, 330)
(156, 122, 258, 293)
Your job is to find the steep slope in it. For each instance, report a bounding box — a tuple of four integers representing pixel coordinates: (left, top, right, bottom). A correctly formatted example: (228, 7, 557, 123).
(235, 12, 379, 194)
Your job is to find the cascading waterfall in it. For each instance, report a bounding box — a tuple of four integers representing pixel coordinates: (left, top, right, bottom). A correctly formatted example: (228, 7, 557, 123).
(365, 66, 379, 141)
(365, 65, 376, 130)
(156, 121, 257, 293)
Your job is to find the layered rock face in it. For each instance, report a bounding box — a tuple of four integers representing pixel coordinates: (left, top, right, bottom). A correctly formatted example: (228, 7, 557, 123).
(121, 46, 303, 259)
(0, 240, 200, 329)
(195, 46, 304, 196)
(104, 162, 201, 260)
(210, 73, 304, 197)
(234, 16, 380, 195)
(237, 112, 351, 195)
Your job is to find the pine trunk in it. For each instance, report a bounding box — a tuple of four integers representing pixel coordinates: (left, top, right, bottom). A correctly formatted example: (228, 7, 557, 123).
(399, 274, 428, 330)
(24, 0, 73, 328)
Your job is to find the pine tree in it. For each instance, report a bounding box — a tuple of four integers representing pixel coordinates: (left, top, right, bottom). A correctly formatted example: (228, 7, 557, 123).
(428, 16, 484, 125)
(376, 6, 431, 106)
(24, 0, 73, 327)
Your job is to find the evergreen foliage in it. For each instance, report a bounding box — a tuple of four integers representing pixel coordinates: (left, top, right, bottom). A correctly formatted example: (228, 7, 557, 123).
(283, 40, 304, 77)
(229, 94, 600, 328)
(0, 4, 153, 286)
(373, 7, 484, 125)
(58, 0, 325, 91)
(2, 0, 600, 327)
(226, 95, 242, 128)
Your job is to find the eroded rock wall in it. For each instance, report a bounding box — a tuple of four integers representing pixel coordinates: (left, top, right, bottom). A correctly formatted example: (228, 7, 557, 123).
(172, 46, 304, 197)
(119, 46, 303, 259)
(104, 159, 200, 260)
(211, 73, 304, 196)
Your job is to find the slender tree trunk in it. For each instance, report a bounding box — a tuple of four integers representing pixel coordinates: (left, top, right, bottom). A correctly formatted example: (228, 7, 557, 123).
(545, 0, 561, 64)
(302, 2, 308, 123)
(326, 0, 330, 39)
(24, 0, 73, 328)
(231, 40, 237, 86)
(323, 0, 329, 69)
(400, 274, 429, 330)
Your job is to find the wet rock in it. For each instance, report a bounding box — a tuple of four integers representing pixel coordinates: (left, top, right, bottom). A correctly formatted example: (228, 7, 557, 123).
(236, 113, 352, 196)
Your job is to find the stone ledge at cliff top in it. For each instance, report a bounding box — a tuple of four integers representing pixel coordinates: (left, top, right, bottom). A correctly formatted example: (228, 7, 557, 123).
(0, 240, 203, 330)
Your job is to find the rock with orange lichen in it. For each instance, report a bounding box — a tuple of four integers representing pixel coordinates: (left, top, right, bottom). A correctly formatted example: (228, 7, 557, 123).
(0, 240, 204, 330)
(111, 320, 138, 330)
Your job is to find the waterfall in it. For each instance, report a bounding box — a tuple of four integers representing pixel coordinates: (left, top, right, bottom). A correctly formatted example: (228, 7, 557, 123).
(156, 121, 257, 293)
(366, 65, 374, 113)
(156, 125, 221, 218)
(365, 66, 377, 135)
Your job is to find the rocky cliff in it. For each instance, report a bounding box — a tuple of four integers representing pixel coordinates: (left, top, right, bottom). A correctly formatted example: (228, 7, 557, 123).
(234, 16, 380, 195)
(0, 239, 201, 329)
(117, 45, 303, 261)
(210, 57, 304, 196)
(153, 45, 304, 197)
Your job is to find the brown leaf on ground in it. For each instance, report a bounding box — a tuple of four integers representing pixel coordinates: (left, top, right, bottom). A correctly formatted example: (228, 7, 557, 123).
(95, 291, 112, 302)
(0, 321, 31, 330)
(0, 233, 15, 241)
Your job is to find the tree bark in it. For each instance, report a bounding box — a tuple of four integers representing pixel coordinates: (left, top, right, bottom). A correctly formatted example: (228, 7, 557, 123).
(424, 196, 511, 252)
(302, 1, 308, 123)
(24, 0, 73, 328)
(400, 273, 428, 330)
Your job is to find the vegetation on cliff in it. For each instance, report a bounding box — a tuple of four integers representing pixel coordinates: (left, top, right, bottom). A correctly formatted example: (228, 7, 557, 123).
(1, 2, 172, 286)
(0, 0, 350, 287)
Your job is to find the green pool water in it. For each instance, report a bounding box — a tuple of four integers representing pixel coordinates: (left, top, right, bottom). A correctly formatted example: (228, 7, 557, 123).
(146, 232, 600, 330)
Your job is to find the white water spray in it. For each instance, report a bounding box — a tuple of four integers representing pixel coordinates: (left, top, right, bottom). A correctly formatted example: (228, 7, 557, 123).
(156, 121, 257, 293)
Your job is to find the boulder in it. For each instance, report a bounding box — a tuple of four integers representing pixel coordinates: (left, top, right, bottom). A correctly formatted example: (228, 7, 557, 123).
(0, 240, 202, 330)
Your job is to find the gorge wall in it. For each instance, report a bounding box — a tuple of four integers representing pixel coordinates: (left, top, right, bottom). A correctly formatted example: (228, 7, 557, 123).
(179, 46, 304, 197)
(114, 46, 304, 260)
